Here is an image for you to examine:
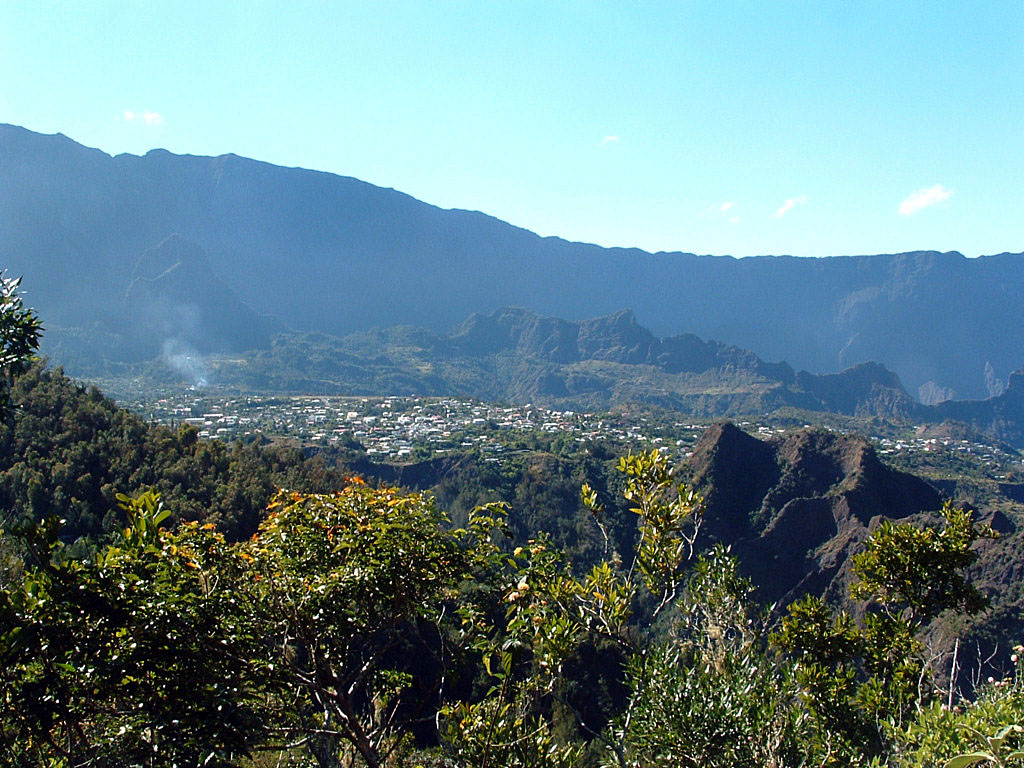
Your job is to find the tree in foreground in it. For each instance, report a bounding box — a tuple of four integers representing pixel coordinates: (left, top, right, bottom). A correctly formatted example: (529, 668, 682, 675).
(440, 449, 781, 768)
(889, 646, 1024, 768)
(614, 547, 809, 768)
(0, 272, 42, 419)
(1, 483, 482, 767)
(773, 501, 996, 765)
(241, 483, 474, 767)
(1, 491, 257, 766)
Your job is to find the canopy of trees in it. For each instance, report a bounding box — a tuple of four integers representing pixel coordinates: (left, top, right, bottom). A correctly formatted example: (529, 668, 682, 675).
(2, 451, 1018, 767)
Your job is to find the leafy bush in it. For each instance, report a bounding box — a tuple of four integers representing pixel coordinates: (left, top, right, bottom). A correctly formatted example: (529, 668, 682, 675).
(614, 548, 809, 768)
(891, 648, 1024, 767)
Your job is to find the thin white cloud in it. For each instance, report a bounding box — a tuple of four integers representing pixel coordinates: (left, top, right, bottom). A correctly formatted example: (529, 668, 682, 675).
(774, 194, 808, 219)
(600, 135, 620, 146)
(899, 184, 954, 216)
(698, 201, 738, 221)
(123, 109, 164, 126)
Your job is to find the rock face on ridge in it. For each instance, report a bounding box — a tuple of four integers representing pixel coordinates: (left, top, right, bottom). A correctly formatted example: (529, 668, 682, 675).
(124, 235, 284, 358)
(927, 369, 1024, 448)
(218, 307, 916, 418)
(451, 308, 791, 378)
(683, 423, 944, 606)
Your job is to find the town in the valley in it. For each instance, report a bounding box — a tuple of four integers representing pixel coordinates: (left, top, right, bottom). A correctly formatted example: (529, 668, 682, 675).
(109, 387, 1024, 484)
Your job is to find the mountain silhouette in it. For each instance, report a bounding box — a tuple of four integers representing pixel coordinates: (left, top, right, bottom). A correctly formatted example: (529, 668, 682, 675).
(2, 123, 1023, 398)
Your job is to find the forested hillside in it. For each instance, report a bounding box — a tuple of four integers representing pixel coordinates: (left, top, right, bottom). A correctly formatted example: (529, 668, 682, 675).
(0, 365, 633, 565)
(3, 289, 1024, 766)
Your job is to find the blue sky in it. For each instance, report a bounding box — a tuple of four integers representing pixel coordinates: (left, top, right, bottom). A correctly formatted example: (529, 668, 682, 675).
(2, 1, 1022, 257)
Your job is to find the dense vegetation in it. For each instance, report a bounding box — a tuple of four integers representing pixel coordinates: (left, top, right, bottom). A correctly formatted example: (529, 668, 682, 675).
(3, 285, 1024, 767)
(4, 452, 1022, 767)
(0, 364, 642, 568)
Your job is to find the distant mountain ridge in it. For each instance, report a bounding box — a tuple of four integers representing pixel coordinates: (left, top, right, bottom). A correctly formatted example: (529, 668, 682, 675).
(2, 124, 1023, 398)
(451, 307, 791, 378)
(112, 305, 914, 421)
(198, 306, 1024, 448)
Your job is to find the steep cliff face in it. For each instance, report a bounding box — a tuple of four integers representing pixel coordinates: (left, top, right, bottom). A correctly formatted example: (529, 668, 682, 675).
(683, 424, 944, 605)
(124, 235, 284, 357)
(4, 124, 1024, 398)
(926, 369, 1024, 447)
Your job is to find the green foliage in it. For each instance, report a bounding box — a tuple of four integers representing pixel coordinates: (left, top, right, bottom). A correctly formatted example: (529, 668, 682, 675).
(0, 490, 256, 766)
(888, 648, 1024, 767)
(244, 484, 472, 768)
(944, 725, 1024, 768)
(774, 502, 996, 764)
(851, 500, 994, 625)
(442, 520, 594, 767)
(443, 450, 712, 767)
(613, 450, 703, 607)
(0, 364, 347, 541)
(774, 594, 862, 667)
(439, 449, 1007, 767)
(0, 272, 42, 418)
(857, 613, 923, 721)
(615, 547, 809, 768)
(443, 692, 586, 768)
(773, 596, 918, 757)
(0, 483, 486, 768)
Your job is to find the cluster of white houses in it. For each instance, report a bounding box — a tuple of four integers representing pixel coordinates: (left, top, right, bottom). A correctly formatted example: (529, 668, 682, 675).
(131, 393, 705, 461)
(120, 391, 1023, 479)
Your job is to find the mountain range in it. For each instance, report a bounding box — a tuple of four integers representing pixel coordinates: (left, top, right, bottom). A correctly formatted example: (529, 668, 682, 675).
(54, 281, 1022, 448)
(189, 305, 919, 418)
(2, 123, 1023, 401)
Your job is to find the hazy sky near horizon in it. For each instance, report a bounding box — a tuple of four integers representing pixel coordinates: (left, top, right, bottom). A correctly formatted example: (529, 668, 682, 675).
(2, 1, 1022, 257)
